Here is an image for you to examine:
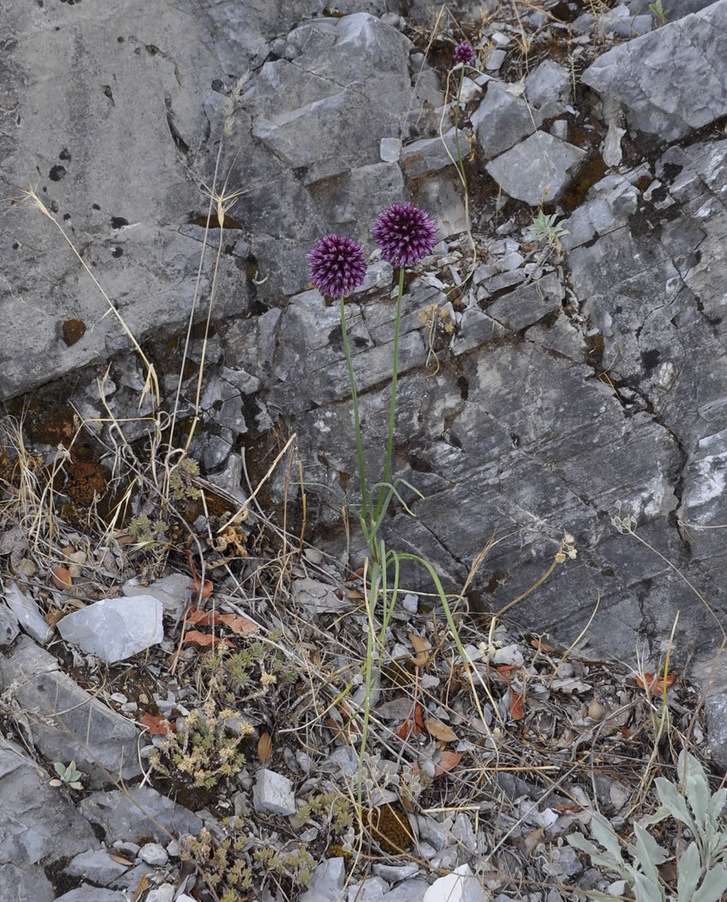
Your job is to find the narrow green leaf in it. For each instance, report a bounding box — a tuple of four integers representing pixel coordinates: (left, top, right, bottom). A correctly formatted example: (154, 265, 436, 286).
(631, 870, 665, 902)
(634, 823, 668, 886)
(568, 832, 627, 873)
(677, 842, 701, 901)
(692, 866, 727, 902)
(683, 753, 710, 834)
(590, 812, 627, 865)
(656, 778, 697, 831)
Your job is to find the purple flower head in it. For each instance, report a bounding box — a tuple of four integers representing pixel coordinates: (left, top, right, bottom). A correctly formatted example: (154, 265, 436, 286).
(371, 203, 437, 269)
(454, 41, 474, 65)
(307, 233, 367, 299)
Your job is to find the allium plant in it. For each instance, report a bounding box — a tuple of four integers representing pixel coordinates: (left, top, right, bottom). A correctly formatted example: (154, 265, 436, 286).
(454, 41, 475, 65)
(371, 203, 435, 522)
(452, 42, 475, 199)
(308, 208, 435, 561)
(306, 233, 367, 299)
(309, 207, 438, 810)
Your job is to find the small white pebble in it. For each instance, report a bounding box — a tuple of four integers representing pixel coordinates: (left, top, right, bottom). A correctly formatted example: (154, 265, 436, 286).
(139, 842, 168, 867)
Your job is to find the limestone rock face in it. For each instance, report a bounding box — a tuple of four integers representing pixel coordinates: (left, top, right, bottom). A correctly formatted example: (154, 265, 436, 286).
(0, 4, 432, 400)
(6, 0, 727, 694)
(582, 2, 727, 141)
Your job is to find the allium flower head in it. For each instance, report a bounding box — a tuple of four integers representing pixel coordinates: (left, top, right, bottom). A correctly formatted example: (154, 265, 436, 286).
(307, 233, 367, 298)
(371, 203, 437, 269)
(454, 41, 474, 65)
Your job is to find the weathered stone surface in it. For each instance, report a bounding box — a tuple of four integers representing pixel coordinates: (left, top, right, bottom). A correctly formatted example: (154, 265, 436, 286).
(582, 1, 727, 142)
(4, 582, 53, 645)
(524, 61, 572, 120)
(0, 637, 141, 787)
(63, 848, 131, 885)
(0, 864, 54, 902)
(0, 735, 99, 870)
(486, 132, 587, 205)
(300, 857, 346, 902)
(57, 594, 164, 663)
(1, 4, 440, 401)
(472, 81, 541, 161)
(0, 605, 19, 648)
(80, 786, 203, 844)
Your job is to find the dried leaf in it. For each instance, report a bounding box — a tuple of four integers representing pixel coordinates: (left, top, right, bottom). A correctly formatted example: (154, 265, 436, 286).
(109, 850, 134, 865)
(424, 716, 458, 743)
(188, 576, 213, 601)
(509, 687, 525, 721)
(217, 612, 259, 635)
(45, 607, 66, 628)
(524, 827, 544, 855)
(634, 672, 675, 693)
(15, 558, 35, 578)
(433, 750, 463, 777)
(530, 637, 557, 653)
(258, 731, 273, 764)
(397, 705, 425, 740)
(494, 664, 518, 682)
(140, 712, 173, 736)
(408, 632, 432, 667)
(133, 874, 150, 902)
(185, 549, 213, 601)
(183, 629, 231, 649)
(51, 566, 72, 590)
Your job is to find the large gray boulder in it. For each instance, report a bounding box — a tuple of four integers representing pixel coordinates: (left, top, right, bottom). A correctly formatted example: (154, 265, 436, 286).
(582, 0, 727, 142)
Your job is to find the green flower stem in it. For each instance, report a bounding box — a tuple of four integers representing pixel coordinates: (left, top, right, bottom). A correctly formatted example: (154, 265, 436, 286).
(375, 267, 406, 520)
(340, 295, 368, 521)
(453, 67, 468, 193)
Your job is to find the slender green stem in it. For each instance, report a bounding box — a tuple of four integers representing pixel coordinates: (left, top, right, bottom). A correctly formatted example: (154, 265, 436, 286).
(375, 267, 405, 520)
(453, 68, 468, 194)
(340, 295, 368, 521)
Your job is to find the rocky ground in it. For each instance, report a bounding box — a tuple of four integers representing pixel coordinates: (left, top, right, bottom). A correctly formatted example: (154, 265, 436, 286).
(4, 1, 727, 901)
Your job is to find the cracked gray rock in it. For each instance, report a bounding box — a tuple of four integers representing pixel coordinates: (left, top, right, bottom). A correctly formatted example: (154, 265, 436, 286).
(0, 637, 142, 788)
(582, 0, 727, 142)
(0, 735, 100, 901)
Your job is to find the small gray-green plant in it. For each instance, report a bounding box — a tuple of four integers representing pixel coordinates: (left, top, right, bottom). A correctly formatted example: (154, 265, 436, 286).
(292, 790, 354, 834)
(568, 749, 727, 902)
(168, 456, 202, 502)
(182, 824, 315, 902)
(529, 209, 569, 251)
(128, 513, 168, 550)
(149, 700, 251, 790)
(51, 760, 83, 790)
(649, 0, 668, 26)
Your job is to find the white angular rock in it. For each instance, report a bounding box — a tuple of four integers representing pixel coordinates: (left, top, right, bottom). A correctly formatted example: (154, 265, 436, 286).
(57, 595, 164, 664)
(138, 842, 168, 866)
(299, 857, 346, 902)
(422, 865, 487, 902)
(253, 768, 296, 816)
(5, 582, 53, 644)
(145, 884, 175, 902)
(123, 574, 191, 614)
(0, 603, 19, 648)
(486, 131, 586, 205)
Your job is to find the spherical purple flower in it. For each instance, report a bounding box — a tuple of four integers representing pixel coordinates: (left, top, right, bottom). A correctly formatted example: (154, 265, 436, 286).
(307, 233, 367, 298)
(454, 41, 474, 65)
(371, 203, 437, 269)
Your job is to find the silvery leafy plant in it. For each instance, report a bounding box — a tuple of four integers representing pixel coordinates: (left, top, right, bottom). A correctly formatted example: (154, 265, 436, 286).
(51, 759, 84, 790)
(568, 750, 727, 902)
